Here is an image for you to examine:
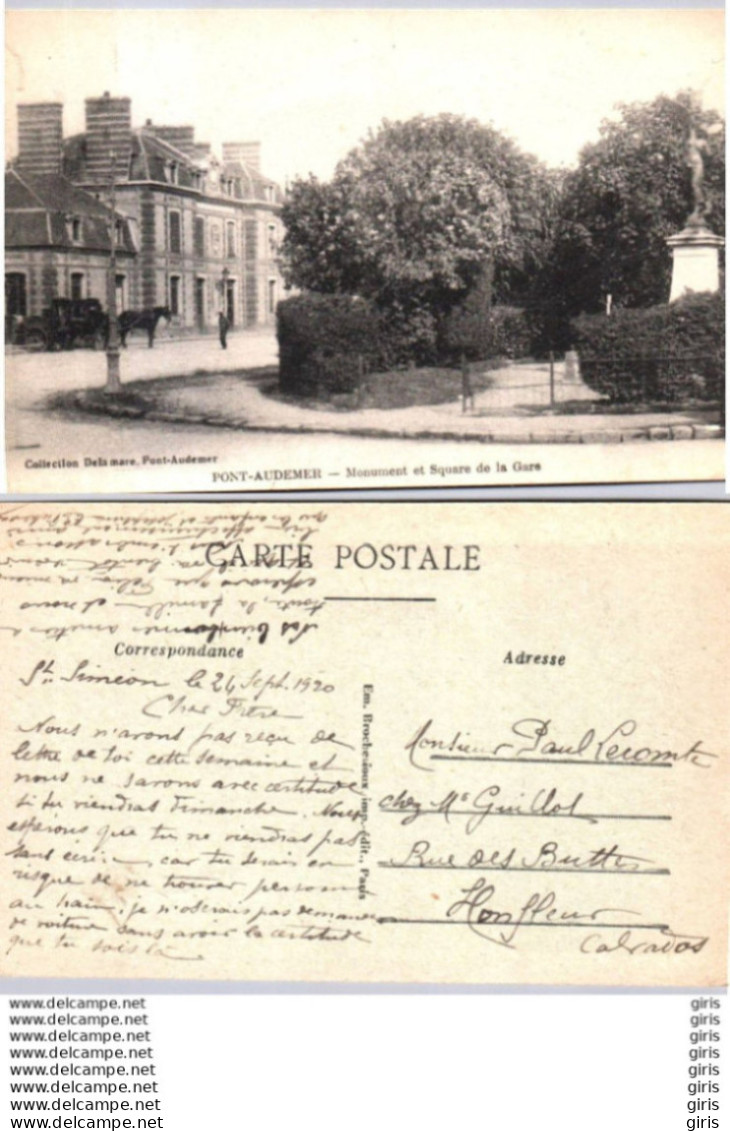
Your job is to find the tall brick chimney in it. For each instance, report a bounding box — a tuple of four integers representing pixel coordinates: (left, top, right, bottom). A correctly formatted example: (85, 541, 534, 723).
(222, 141, 261, 173)
(16, 102, 63, 175)
(149, 125, 196, 156)
(84, 92, 132, 184)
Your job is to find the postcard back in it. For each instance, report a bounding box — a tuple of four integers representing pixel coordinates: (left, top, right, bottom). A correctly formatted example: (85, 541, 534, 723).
(0, 502, 727, 986)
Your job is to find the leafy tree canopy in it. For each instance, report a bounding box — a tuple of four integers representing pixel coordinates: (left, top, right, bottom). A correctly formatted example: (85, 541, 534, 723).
(280, 114, 555, 320)
(546, 91, 725, 316)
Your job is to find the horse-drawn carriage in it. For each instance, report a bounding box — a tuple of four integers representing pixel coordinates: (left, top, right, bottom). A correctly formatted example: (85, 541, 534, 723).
(17, 301, 171, 352)
(20, 298, 109, 351)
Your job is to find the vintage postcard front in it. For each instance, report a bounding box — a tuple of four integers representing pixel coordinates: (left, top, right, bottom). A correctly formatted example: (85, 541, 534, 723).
(0, 502, 727, 986)
(4, 8, 725, 492)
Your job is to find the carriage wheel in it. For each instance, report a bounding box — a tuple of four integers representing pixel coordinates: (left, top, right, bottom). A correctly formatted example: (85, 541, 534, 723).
(24, 329, 47, 352)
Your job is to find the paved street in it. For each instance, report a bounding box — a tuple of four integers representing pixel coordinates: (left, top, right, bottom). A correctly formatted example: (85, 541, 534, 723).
(4, 329, 723, 493)
(5, 329, 279, 486)
(7, 327, 279, 412)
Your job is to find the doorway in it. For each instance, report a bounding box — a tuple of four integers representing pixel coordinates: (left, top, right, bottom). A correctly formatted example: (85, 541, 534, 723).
(195, 278, 206, 330)
(5, 272, 27, 342)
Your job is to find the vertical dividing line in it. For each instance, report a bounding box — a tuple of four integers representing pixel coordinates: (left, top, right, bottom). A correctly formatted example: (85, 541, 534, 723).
(359, 683, 374, 900)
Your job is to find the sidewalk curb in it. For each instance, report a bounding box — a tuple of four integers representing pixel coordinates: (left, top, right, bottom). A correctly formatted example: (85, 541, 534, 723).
(66, 395, 724, 445)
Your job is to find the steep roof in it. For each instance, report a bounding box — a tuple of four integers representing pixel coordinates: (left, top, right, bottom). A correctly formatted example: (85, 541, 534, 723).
(5, 168, 136, 253)
(61, 129, 283, 205)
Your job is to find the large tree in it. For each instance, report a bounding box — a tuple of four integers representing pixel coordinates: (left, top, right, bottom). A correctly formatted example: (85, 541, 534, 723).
(545, 91, 725, 317)
(280, 114, 554, 327)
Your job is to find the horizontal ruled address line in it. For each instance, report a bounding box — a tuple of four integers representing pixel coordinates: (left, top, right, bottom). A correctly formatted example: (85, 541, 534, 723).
(378, 808, 671, 822)
(377, 863, 671, 876)
(431, 754, 673, 769)
(378, 919, 672, 931)
(378, 814, 670, 823)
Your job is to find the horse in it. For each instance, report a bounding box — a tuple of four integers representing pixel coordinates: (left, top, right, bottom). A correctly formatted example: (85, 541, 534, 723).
(118, 306, 172, 348)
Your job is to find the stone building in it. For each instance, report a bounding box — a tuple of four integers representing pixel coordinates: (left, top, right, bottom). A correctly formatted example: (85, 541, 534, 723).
(5, 164, 136, 336)
(6, 94, 287, 335)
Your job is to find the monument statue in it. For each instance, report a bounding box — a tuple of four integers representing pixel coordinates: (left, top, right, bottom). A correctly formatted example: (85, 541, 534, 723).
(687, 125, 709, 226)
(666, 96, 723, 302)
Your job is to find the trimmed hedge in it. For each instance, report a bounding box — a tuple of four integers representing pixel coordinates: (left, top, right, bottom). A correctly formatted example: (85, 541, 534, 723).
(277, 292, 442, 397)
(278, 294, 384, 396)
(572, 293, 724, 403)
(379, 299, 439, 367)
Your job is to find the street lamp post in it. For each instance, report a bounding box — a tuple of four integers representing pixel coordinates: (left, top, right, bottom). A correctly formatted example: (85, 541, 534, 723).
(105, 151, 121, 393)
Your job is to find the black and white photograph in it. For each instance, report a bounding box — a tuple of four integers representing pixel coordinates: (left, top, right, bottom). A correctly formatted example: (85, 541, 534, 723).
(4, 8, 725, 492)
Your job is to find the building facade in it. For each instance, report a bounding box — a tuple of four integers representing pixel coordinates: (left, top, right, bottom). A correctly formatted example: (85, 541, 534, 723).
(7, 93, 287, 335)
(5, 164, 136, 337)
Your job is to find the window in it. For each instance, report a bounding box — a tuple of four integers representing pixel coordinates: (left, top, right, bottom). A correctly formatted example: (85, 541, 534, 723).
(169, 275, 181, 316)
(244, 219, 257, 263)
(169, 211, 182, 254)
(66, 216, 82, 244)
(5, 273, 27, 319)
(115, 274, 126, 311)
(226, 221, 236, 259)
(268, 278, 277, 315)
(194, 217, 205, 258)
(114, 219, 125, 247)
(168, 162, 179, 185)
(268, 223, 278, 255)
(70, 272, 85, 300)
(195, 277, 206, 328)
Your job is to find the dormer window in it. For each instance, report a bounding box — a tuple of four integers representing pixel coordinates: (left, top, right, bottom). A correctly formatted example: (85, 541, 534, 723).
(114, 219, 125, 247)
(168, 161, 179, 185)
(66, 216, 82, 244)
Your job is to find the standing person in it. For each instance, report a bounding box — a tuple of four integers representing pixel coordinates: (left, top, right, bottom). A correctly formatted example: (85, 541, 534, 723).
(218, 310, 229, 350)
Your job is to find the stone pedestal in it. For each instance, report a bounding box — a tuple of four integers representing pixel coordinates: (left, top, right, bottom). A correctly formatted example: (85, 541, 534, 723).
(666, 223, 724, 302)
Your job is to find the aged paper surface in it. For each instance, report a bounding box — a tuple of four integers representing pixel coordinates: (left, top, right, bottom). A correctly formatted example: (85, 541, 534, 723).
(0, 502, 727, 986)
(4, 8, 725, 492)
